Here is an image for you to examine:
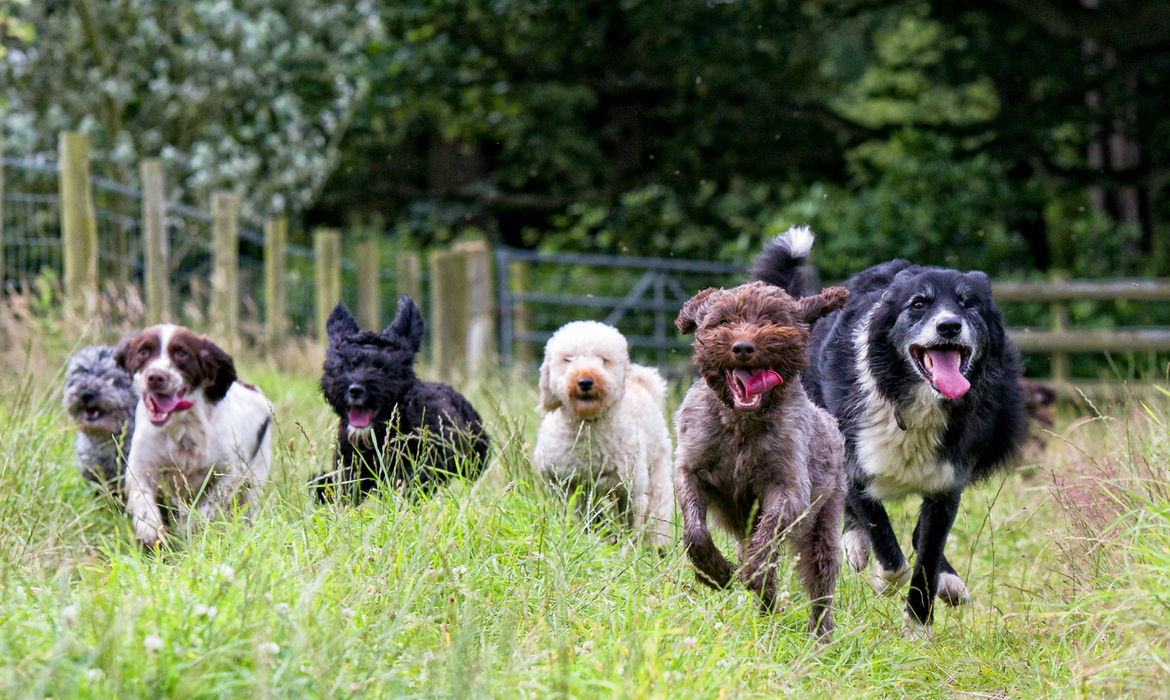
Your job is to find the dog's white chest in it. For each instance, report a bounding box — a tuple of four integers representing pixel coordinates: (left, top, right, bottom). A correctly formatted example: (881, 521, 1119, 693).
(855, 392, 955, 500)
(156, 413, 216, 498)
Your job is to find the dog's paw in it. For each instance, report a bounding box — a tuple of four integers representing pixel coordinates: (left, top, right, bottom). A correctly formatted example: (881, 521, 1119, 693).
(870, 561, 912, 596)
(842, 529, 870, 572)
(936, 571, 970, 606)
(901, 608, 934, 641)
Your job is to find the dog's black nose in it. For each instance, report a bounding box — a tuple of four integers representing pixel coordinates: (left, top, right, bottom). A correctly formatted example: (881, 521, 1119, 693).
(936, 319, 962, 339)
(577, 378, 594, 392)
(145, 373, 167, 391)
(731, 340, 756, 360)
(79, 390, 96, 406)
(347, 384, 367, 403)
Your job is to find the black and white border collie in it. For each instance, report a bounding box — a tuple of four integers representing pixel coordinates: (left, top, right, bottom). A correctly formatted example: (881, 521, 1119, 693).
(753, 227, 1027, 638)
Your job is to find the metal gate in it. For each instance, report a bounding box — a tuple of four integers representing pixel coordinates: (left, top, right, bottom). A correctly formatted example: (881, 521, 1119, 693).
(496, 246, 745, 368)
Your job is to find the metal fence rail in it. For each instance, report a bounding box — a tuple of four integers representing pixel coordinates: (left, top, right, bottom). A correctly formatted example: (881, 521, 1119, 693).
(497, 246, 745, 367)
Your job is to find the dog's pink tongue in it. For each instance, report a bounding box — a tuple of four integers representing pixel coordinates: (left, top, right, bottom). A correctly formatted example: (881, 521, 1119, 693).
(734, 369, 783, 396)
(927, 349, 970, 399)
(151, 393, 183, 413)
(348, 407, 374, 428)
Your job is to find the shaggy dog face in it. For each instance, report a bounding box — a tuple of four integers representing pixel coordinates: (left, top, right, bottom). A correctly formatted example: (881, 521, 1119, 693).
(313, 296, 490, 502)
(539, 321, 629, 421)
(321, 295, 425, 446)
(677, 281, 849, 413)
(62, 345, 137, 487)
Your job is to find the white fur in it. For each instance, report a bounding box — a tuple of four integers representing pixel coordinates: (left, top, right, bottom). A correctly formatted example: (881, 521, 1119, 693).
(777, 225, 814, 259)
(872, 559, 912, 595)
(937, 571, 971, 606)
(842, 528, 871, 572)
(902, 608, 934, 641)
(533, 321, 674, 547)
(124, 325, 273, 547)
(853, 308, 956, 501)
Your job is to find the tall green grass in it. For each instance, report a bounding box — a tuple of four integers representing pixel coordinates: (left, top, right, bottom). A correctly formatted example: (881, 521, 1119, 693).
(1, 335, 1168, 698)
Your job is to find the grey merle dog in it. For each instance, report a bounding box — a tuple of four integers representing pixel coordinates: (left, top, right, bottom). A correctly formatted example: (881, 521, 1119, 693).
(310, 296, 489, 502)
(62, 345, 137, 491)
(753, 227, 1027, 638)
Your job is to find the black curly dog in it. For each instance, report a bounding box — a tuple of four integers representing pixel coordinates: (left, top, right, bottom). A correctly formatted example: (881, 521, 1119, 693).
(310, 296, 489, 502)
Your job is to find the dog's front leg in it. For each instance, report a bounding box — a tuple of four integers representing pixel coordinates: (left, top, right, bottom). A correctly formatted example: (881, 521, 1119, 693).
(904, 489, 961, 639)
(124, 451, 165, 548)
(741, 489, 806, 612)
(676, 468, 732, 589)
(846, 485, 911, 593)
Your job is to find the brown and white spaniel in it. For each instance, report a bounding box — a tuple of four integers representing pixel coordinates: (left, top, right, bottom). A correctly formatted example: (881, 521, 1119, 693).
(114, 324, 272, 547)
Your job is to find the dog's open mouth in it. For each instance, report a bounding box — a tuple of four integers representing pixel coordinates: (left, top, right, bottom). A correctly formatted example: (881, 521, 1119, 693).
(348, 407, 374, 428)
(145, 391, 194, 425)
(910, 344, 972, 399)
(83, 408, 103, 422)
(725, 368, 783, 411)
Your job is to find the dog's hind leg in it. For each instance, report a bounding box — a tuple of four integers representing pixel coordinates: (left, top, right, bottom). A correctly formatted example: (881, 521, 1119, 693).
(846, 487, 910, 594)
(798, 500, 843, 641)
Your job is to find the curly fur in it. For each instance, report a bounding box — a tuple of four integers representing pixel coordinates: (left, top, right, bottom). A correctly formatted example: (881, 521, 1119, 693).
(533, 321, 674, 547)
(311, 296, 489, 502)
(674, 281, 849, 640)
(62, 345, 137, 490)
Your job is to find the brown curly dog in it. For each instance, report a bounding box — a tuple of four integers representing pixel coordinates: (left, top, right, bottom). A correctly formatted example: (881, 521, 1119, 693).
(674, 281, 849, 640)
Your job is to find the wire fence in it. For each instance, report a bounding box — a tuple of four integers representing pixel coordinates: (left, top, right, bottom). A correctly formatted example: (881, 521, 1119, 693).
(0, 157, 417, 341)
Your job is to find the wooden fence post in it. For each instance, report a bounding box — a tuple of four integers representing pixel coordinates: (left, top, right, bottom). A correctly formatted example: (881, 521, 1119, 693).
(264, 216, 288, 348)
(140, 158, 169, 324)
(356, 235, 381, 331)
(397, 250, 422, 304)
(0, 125, 5, 289)
(454, 240, 494, 375)
(1050, 270, 1069, 382)
(429, 247, 468, 378)
(314, 228, 341, 345)
(211, 190, 239, 347)
(59, 132, 99, 316)
(509, 260, 534, 364)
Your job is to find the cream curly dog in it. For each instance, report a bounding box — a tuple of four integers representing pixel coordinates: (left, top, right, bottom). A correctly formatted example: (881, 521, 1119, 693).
(534, 321, 673, 547)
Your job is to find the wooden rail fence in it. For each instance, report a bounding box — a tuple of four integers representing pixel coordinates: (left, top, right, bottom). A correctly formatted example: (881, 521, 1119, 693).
(8, 131, 1170, 382)
(995, 279, 1170, 381)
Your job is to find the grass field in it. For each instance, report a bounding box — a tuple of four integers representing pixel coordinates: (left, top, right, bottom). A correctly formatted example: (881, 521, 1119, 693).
(1, 325, 1169, 699)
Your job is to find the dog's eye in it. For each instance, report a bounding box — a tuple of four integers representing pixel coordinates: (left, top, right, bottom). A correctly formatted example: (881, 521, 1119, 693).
(717, 319, 730, 327)
(173, 349, 188, 360)
(910, 299, 927, 310)
(137, 347, 150, 357)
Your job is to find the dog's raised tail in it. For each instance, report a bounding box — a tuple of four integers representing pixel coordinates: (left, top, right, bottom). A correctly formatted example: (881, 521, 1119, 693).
(628, 364, 668, 407)
(750, 225, 814, 298)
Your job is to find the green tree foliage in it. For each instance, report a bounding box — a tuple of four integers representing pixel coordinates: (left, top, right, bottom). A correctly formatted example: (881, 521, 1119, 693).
(313, 0, 1170, 277)
(1, 0, 379, 218)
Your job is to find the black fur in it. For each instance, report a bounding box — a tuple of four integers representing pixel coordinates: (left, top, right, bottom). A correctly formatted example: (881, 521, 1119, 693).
(754, 236, 1027, 631)
(310, 296, 489, 502)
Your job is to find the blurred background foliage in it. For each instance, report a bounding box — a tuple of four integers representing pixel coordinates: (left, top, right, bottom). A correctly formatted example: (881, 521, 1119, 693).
(3, 0, 1169, 279)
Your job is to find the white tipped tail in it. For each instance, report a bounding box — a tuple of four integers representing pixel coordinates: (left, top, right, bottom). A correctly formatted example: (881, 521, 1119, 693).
(778, 225, 814, 260)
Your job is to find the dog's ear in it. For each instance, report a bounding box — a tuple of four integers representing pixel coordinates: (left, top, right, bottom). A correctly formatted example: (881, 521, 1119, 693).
(386, 295, 426, 355)
(198, 337, 238, 403)
(676, 288, 721, 335)
(798, 286, 848, 324)
(326, 302, 360, 340)
(965, 270, 992, 294)
(538, 355, 562, 412)
(113, 335, 134, 373)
